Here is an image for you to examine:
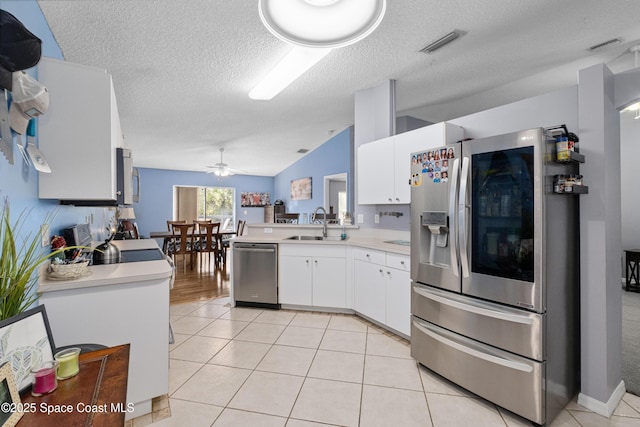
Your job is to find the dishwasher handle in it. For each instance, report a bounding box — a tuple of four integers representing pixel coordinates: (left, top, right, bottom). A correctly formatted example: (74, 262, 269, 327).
(234, 247, 276, 253)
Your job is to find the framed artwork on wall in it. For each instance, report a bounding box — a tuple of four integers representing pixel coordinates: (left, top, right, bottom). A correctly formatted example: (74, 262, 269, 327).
(240, 192, 270, 207)
(0, 306, 56, 393)
(290, 177, 312, 200)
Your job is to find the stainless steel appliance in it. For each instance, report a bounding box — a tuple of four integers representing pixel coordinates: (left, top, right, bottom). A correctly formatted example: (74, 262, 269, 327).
(233, 243, 280, 309)
(116, 147, 140, 205)
(410, 128, 580, 425)
(92, 235, 121, 264)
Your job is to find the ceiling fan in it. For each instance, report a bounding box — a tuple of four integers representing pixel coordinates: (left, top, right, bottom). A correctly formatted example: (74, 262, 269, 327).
(206, 148, 243, 176)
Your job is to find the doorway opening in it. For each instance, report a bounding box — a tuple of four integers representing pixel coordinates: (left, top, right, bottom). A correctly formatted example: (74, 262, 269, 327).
(323, 173, 347, 219)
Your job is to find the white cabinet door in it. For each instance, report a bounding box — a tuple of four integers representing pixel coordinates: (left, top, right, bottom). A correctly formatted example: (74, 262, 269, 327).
(385, 267, 411, 336)
(357, 122, 464, 205)
(279, 256, 312, 305)
(38, 58, 120, 201)
(357, 136, 394, 204)
(312, 257, 346, 308)
(354, 259, 386, 323)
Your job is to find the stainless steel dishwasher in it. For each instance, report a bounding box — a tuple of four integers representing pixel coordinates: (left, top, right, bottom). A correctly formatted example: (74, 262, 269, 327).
(233, 242, 280, 309)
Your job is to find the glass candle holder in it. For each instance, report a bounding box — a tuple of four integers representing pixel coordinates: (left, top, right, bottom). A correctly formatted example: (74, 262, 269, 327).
(31, 361, 59, 396)
(54, 347, 81, 380)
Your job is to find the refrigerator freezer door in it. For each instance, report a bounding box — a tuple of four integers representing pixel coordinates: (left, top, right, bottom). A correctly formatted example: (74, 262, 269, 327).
(411, 283, 544, 361)
(461, 129, 545, 312)
(410, 143, 461, 292)
(411, 317, 545, 425)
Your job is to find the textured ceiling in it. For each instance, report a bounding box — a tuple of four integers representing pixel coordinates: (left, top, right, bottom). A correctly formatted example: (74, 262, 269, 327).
(37, 0, 640, 176)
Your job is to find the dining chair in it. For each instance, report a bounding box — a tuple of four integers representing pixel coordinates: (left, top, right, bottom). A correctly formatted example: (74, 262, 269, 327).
(275, 213, 300, 224)
(221, 220, 246, 267)
(120, 220, 140, 239)
(169, 223, 195, 271)
(164, 220, 187, 253)
(196, 222, 221, 269)
(311, 213, 339, 224)
(166, 219, 186, 231)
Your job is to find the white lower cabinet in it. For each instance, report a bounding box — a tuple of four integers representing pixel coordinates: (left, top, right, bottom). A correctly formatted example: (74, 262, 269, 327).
(385, 266, 411, 336)
(354, 258, 386, 324)
(279, 245, 347, 309)
(279, 255, 313, 305)
(353, 248, 411, 336)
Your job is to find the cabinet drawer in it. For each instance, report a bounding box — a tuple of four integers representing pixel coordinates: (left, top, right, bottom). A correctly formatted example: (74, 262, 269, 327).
(411, 284, 544, 361)
(411, 318, 544, 425)
(386, 253, 409, 271)
(353, 248, 385, 264)
(279, 244, 346, 258)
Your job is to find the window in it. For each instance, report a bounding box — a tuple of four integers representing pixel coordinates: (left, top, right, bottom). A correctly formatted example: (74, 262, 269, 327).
(197, 187, 235, 229)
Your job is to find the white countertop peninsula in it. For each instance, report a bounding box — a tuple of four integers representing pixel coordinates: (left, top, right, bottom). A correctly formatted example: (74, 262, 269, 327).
(38, 239, 172, 293)
(37, 238, 171, 420)
(238, 223, 410, 256)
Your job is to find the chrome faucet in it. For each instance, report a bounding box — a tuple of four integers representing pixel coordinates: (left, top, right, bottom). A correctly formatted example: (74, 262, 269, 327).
(313, 206, 328, 238)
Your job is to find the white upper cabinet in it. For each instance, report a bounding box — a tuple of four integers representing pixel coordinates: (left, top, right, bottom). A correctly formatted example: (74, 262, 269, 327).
(37, 58, 124, 203)
(357, 122, 464, 204)
(357, 135, 394, 204)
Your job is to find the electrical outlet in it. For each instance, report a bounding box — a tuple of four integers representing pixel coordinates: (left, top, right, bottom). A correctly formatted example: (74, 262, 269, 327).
(374, 214, 380, 224)
(357, 214, 364, 224)
(41, 224, 50, 247)
(264, 227, 273, 233)
(243, 210, 248, 215)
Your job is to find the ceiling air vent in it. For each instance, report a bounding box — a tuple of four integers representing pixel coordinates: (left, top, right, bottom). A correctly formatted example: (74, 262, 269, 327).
(420, 30, 461, 54)
(297, 148, 309, 154)
(588, 38, 622, 52)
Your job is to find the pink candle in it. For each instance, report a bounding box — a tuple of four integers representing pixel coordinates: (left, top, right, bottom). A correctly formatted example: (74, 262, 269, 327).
(31, 362, 58, 396)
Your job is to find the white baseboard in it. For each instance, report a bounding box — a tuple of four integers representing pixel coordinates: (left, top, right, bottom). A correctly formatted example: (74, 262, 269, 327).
(577, 380, 626, 418)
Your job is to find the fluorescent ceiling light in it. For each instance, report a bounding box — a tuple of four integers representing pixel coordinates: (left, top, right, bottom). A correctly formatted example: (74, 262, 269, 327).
(249, 46, 332, 100)
(259, 0, 386, 48)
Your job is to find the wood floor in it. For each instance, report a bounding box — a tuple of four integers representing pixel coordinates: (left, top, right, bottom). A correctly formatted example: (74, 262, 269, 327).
(169, 253, 230, 305)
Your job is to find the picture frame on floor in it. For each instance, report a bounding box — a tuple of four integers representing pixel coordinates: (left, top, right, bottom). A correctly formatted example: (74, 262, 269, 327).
(0, 306, 56, 393)
(0, 362, 23, 427)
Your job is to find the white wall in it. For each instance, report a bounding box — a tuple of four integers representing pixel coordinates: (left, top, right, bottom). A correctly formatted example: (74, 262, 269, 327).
(620, 104, 640, 252)
(448, 85, 578, 138)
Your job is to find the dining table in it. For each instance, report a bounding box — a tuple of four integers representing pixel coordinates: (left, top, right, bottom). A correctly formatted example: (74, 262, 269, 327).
(149, 228, 237, 266)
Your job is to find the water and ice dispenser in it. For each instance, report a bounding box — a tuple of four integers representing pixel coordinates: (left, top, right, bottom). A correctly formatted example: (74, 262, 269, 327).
(422, 211, 448, 248)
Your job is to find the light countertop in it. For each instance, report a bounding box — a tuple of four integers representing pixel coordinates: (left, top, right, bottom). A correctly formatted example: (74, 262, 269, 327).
(38, 239, 173, 294)
(233, 233, 410, 256)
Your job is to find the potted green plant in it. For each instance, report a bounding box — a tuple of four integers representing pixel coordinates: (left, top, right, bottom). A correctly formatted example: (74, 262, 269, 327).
(0, 200, 69, 321)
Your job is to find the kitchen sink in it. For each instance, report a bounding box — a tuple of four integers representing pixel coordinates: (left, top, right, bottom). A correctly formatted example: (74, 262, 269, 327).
(285, 235, 347, 241)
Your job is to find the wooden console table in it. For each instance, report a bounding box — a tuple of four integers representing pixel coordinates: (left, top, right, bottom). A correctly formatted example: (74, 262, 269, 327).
(18, 344, 130, 427)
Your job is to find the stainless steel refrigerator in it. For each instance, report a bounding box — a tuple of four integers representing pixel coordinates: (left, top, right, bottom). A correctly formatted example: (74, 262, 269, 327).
(410, 128, 580, 425)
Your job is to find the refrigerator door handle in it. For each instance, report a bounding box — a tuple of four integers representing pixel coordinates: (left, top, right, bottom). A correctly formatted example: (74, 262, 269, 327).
(459, 156, 470, 278)
(413, 285, 534, 325)
(449, 157, 460, 277)
(413, 320, 534, 373)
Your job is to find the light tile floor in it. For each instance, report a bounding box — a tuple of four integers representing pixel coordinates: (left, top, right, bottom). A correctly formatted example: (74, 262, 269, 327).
(129, 296, 640, 427)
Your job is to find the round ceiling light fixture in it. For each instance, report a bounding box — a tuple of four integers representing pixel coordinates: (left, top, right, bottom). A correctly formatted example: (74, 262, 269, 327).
(258, 0, 387, 48)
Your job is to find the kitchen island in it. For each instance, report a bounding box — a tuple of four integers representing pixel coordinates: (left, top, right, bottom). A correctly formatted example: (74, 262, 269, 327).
(231, 224, 411, 337)
(38, 239, 173, 420)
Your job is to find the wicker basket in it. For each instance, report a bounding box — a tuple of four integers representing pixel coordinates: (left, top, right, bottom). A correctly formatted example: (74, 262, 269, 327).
(47, 260, 90, 280)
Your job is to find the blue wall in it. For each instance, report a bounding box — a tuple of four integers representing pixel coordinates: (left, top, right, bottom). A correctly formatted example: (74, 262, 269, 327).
(135, 168, 273, 237)
(273, 126, 352, 216)
(0, 1, 113, 240)
(0, 1, 353, 249)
